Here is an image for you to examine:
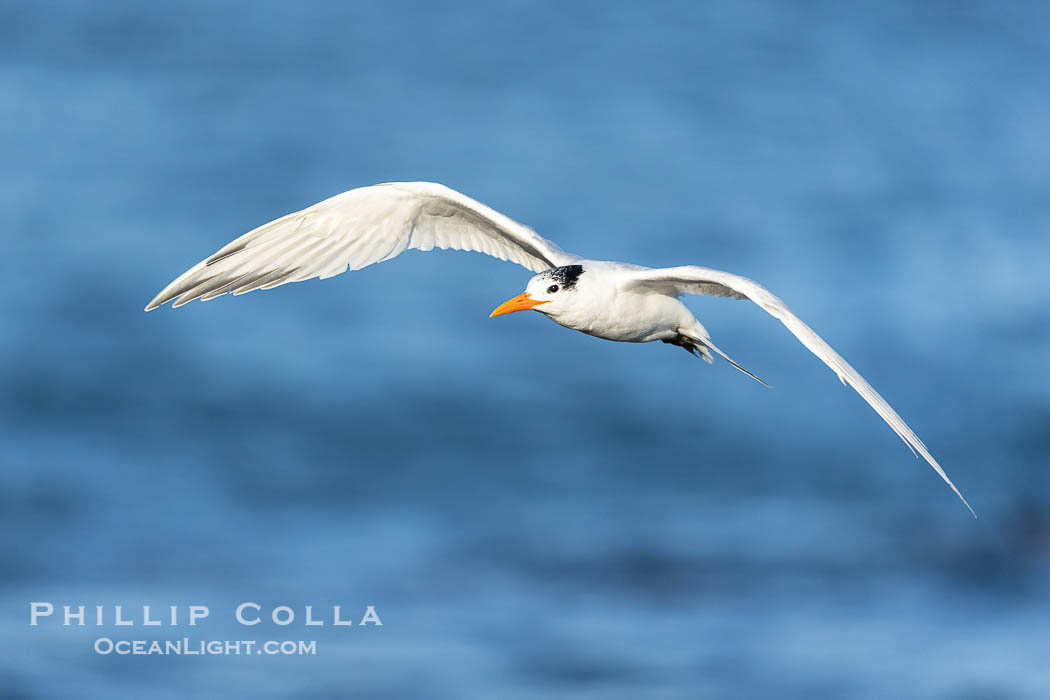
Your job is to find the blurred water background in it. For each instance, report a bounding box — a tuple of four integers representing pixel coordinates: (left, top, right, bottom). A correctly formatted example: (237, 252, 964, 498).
(2, 1, 1049, 698)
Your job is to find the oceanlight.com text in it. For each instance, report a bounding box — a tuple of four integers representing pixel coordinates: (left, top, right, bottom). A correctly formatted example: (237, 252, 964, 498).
(94, 638, 318, 655)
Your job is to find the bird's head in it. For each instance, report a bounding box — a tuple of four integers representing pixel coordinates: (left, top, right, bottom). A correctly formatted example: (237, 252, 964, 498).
(490, 264, 585, 319)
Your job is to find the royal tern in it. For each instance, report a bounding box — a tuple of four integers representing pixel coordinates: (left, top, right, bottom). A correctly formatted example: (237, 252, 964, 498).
(146, 181, 974, 516)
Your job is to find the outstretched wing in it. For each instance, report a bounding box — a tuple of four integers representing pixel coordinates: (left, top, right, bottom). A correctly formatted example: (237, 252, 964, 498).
(622, 265, 975, 517)
(146, 182, 579, 311)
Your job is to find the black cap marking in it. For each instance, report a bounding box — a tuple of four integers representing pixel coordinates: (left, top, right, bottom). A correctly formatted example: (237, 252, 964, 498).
(543, 264, 584, 290)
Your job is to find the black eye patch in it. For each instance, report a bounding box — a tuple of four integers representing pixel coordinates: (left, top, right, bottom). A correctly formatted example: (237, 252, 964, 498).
(544, 264, 584, 290)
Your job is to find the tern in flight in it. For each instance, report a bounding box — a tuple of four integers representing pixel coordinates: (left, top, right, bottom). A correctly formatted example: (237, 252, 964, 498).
(146, 181, 974, 515)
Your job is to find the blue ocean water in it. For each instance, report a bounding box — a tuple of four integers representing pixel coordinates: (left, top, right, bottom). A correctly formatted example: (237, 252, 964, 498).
(2, 1, 1049, 697)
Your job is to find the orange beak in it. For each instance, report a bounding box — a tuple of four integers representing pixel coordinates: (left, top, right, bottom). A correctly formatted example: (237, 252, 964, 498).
(489, 292, 549, 317)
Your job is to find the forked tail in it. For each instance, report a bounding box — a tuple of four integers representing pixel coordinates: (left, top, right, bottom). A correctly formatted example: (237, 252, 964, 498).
(663, 331, 769, 387)
(703, 338, 770, 387)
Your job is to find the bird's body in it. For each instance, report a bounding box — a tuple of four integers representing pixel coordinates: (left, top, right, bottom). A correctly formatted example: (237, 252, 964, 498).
(532, 261, 689, 343)
(147, 181, 974, 515)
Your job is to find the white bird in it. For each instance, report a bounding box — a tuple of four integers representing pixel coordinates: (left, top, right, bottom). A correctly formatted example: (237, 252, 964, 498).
(146, 181, 974, 516)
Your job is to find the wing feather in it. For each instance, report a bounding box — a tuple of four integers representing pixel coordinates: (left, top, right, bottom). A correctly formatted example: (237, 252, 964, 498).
(145, 182, 578, 311)
(623, 265, 975, 516)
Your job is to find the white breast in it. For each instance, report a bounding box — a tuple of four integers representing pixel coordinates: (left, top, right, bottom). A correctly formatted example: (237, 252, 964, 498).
(543, 261, 694, 343)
